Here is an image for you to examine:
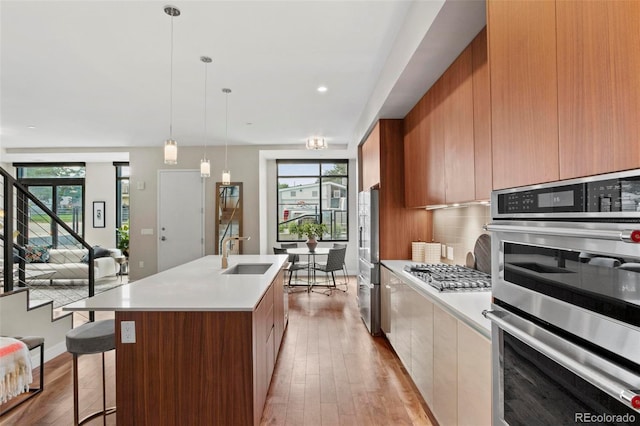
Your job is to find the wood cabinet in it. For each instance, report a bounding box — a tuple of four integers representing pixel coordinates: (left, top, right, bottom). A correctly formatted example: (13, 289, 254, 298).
(472, 27, 492, 200)
(115, 267, 287, 426)
(443, 44, 475, 204)
(404, 28, 490, 206)
(360, 120, 432, 259)
(273, 267, 286, 352)
(556, 1, 640, 179)
(253, 282, 274, 425)
(381, 266, 491, 426)
(360, 123, 381, 191)
(487, 0, 559, 190)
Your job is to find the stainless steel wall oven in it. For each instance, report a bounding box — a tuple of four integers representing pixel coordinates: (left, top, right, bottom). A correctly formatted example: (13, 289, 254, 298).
(485, 170, 640, 426)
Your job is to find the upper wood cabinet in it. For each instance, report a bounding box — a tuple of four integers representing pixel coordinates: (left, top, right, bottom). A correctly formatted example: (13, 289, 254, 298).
(443, 44, 475, 204)
(404, 29, 489, 206)
(487, 0, 560, 190)
(404, 85, 445, 207)
(472, 27, 492, 200)
(556, 1, 640, 179)
(360, 123, 381, 191)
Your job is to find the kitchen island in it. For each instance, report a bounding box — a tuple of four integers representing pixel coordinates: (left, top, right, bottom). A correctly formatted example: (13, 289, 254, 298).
(64, 254, 288, 426)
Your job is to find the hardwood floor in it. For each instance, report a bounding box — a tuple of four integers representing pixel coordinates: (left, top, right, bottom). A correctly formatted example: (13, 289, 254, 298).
(1, 278, 433, 425)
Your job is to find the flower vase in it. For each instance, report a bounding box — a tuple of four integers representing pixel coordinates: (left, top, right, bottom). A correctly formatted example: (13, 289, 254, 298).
(306, 237, 318, 253)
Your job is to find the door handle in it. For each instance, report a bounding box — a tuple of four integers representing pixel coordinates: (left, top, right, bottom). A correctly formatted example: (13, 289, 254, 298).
(161, 236, 167, 241)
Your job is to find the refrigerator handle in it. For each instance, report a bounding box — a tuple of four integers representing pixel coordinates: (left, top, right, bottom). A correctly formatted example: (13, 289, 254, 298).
(359, 226, 363, 248)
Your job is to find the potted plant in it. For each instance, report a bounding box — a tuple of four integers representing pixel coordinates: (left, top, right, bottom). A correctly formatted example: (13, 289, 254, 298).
(289, 222, 328, 252)
(117, 224, 130, 258)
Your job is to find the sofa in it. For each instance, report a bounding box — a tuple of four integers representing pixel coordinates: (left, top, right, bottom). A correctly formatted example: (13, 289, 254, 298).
(23, 247, 122, 283)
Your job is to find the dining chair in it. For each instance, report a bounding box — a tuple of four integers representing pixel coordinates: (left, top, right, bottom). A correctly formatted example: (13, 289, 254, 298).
(273, 246, 306, 290)
(311, 247, 347, 294)
(332, 243, 349, 289)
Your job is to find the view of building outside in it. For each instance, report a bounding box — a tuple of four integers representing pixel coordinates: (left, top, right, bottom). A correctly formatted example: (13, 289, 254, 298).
(277, 160, 348, 241)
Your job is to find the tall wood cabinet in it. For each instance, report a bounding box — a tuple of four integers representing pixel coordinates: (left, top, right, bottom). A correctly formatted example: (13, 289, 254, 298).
(359, 120, 431, 259)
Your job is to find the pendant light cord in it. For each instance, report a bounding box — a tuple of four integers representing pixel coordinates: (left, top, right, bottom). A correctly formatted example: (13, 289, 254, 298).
(224, 90, 229, 169)
(169, 13, 174, 139)
(203, 60, 208, 158)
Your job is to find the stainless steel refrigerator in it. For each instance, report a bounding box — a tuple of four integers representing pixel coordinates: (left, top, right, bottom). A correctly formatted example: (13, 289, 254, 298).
(358, 188, 380, 335)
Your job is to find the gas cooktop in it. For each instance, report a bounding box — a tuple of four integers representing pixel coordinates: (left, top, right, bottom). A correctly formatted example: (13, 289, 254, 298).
(404, 263, 492, 292)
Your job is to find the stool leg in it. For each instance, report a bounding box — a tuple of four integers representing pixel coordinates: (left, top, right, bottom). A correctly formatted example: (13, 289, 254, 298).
(73, 354, 79, 426)
(102, 352, 107, 426)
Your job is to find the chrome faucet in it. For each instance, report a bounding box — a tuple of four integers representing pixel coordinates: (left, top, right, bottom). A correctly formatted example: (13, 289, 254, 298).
(221, 236, 251, 268)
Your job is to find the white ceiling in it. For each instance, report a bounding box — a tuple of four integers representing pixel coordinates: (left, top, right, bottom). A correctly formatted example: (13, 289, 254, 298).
(0, 1, 486, 162)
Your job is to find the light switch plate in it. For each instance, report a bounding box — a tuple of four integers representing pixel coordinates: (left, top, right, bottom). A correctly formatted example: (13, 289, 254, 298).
(141, 228, 154, 235)
(447, 246, 454, 260)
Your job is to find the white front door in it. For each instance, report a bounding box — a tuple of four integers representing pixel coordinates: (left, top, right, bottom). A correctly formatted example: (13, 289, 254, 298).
(158, 170, 204, 272)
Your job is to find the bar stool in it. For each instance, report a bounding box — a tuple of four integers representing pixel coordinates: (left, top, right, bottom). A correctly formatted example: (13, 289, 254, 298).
(65, 319, 116, 425)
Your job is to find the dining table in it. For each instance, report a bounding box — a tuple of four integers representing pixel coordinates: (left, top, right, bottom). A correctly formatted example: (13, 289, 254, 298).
(286, 247, 331, 291)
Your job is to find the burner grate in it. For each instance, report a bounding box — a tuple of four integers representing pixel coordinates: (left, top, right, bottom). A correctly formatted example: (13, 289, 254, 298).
(404, 263, 492, 292)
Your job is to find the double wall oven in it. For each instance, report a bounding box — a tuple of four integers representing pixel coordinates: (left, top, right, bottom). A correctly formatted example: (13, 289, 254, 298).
(485, 170, 640, 425)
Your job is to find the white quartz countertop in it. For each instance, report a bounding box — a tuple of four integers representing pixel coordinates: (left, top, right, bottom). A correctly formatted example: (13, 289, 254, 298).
(382, 260, 492, 339)
(63, 255, 288, 312)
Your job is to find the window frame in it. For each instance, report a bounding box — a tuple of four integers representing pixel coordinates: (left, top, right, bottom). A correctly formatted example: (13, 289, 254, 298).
(276, 159, 349, 242)
(15, 163, 86, 247)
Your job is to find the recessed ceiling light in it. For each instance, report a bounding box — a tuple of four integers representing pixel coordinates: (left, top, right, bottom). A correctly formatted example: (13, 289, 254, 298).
(317, 86, 328, 93)
(27, 125, 36, 129)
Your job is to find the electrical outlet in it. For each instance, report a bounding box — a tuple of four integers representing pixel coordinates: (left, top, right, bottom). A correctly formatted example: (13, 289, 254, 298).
(121, 321, 136, 344)
(139, 261, 144, 268)
(441, 244, 447, 258)
(447, 246, 454, 260)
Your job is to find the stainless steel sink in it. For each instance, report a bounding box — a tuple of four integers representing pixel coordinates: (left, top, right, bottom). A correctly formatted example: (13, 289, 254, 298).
(222, 263, 273, 275)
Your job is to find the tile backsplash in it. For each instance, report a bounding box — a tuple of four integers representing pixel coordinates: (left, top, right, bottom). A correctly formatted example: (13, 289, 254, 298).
(432, 204, 491, 266)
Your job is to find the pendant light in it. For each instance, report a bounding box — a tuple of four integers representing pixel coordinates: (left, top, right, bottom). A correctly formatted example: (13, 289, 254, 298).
(200, 56, 212, 177)
(163, 5, 180, 165)
(222, 88, 232, 185)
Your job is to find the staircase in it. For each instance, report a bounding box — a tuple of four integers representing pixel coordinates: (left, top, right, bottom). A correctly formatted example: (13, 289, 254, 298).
(0, 289, 73, 363)
(1, 165, 99, 363)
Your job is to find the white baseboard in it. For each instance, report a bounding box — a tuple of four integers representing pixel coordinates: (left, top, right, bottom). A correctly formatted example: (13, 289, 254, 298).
(30, 341, 68, 367)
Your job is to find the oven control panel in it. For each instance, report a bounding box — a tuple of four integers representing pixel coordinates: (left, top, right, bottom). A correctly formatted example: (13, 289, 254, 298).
(493, 170, 640, 217)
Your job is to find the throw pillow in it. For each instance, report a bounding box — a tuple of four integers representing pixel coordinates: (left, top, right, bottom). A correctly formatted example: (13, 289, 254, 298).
(81, 246, 112, 263)
(24, 245, 50, 263)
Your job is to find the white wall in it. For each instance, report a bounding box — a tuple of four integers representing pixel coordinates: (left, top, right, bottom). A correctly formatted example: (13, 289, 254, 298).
(84, 162, 117, 248)
(127, 144, 357, 281)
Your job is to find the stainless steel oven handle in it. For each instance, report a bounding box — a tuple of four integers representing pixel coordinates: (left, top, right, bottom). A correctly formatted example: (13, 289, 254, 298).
(485, 223, 639, 243)
(482, 309, 640, 412)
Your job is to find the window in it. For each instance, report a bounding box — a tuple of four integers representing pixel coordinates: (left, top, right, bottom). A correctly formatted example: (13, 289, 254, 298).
(15, 163, 86, 247)
(277, 160, 348, 241)
(114, 163, 130, 228)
